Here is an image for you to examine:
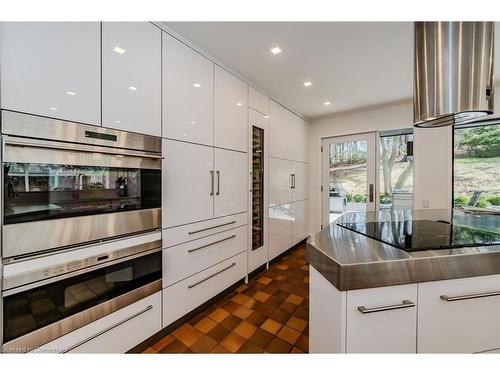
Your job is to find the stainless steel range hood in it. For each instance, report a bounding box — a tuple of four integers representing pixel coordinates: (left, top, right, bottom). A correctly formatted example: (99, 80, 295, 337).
(414, 22, 495, 128)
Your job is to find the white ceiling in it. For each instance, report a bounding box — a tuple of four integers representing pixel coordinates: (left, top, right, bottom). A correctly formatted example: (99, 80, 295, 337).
(162, 22, 500, 120)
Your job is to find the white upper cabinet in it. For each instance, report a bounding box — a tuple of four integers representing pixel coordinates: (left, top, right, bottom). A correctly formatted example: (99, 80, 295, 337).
(214, 148, 248, 217)
(291, 116, 309, 163)
(214, 66, 248, 152)
(163, 32, 214, 145)
(102, 22, 161, 136)
(0, 22, 100, 125)
(162, 139, 214, 228)
(249, 87, 269, 115)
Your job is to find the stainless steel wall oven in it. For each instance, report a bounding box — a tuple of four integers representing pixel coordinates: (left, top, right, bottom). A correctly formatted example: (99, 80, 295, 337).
(1, 111, 162, 261)
(1, 233, 162, 352)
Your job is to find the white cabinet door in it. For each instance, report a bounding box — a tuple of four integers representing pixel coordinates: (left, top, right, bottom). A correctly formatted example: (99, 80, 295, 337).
(162, 32, 214, 145)
(269, 101, 293, 160)
(249, 87, 269, 115)
(292, 200, 308, 245)
(346, 284, 417, 353)
(418, 274, 500, 353)
(291, 161, 308, 202)
(268, 203, 292, 261)
(214, 148, 248, 217)
(291, 116, 309, 163)
(162, 139, 214, 228)
(0, 22, 100, 125)
(269, 157, 292, 206)
(102, 22, 161, 136)
(214, 66, 248, 152)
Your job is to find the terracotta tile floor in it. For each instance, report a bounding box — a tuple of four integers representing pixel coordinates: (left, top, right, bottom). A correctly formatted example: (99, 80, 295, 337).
(144, 243, 309, 354)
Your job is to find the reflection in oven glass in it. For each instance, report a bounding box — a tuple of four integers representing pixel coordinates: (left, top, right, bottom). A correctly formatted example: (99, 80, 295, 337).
(3, 163, 160, 224)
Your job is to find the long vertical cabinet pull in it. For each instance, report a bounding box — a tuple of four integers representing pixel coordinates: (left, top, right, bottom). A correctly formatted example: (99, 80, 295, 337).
(210, 170, 214, 196)
(216, 170, 221, 196)
(290, 173, 296, 189)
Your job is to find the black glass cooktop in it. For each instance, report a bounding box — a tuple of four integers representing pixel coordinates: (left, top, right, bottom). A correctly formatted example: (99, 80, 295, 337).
(338, 219, 500, 251)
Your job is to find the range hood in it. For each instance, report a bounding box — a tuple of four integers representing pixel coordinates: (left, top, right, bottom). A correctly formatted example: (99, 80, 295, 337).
(414, 22, 495, 128)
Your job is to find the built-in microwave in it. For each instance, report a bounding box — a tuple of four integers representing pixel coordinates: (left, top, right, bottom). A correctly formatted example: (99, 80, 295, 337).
(1, 110, 162, 261)
(1, 232, 162, 353)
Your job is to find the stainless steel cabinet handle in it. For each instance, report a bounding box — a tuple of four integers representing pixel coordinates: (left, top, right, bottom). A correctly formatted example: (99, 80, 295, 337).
(188, 220, 237, 235)
(210, 170, 214, 196)
(188, 235, 236, 253)
(188, 263, 236, 289)
(216, 170, 220, 196)
(440, 290, 500, 302)
(357, 299, 415, 314)
(292, 174, 296, 189)
(62, 305, 154, 353)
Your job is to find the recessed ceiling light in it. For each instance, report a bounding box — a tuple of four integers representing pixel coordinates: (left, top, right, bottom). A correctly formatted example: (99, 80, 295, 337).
(115, 120, 121, 123)
(264, 115, 269, 119)
(190, 121, 196, 125)
(66, 91, 76, 96)
(49, 107, 58, 111)
(303, 81, 312, 87)
(129, 86, 138, 91)
(270, 46, 282, 55)
(236, 102, 243, 106)
(113, 46, 126, 55)
(323, 101, 331, 106)
(192, 83, 202, 88)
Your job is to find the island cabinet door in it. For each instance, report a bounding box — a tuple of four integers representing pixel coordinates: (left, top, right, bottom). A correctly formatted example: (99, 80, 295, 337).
(346, 284, 417, 353)
(417, 274, 500, 354)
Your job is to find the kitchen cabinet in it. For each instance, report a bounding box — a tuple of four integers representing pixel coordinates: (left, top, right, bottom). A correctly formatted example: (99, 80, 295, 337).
(214, 66, 248, 152)
(291, 162, 308, 202)
(162, 32, 214, 145)
(292, 200, 309, 245)
(269, 100, 308, 162)
(163, 140, 247, 228)
(269, 158, 293, 206)
(0, 22, 101, 125)
(163, 252, 247, 327)
(102, 22, 161, 136)
(269, 203, 293, 260)
(418, 274, 500, 353)
(346, 284, 417, 353)
(162, 139, 214, 228)
(249, 87, 269, 115)
(214, 148, 248, 217)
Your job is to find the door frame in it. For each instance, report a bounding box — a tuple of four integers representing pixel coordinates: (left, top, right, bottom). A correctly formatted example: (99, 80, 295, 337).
(321, 132, 378, 228)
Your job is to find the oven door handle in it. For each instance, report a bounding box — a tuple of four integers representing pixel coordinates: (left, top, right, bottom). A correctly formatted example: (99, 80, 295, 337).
(3, 136, 163, 160)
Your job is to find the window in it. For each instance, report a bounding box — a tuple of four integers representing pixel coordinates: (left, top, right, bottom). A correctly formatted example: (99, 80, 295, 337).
(379, 130, 414, 210)
(453, 124, 500, 209)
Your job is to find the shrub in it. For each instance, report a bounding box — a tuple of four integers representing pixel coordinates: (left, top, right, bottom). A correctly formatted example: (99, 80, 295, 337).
(353, 194, 366, 203)
(475, 197, 489, 208)
(346, 193, 353, 202)
(487, 195, 500, 206)
(380, 194, 392, 204)
(454, 195, 469, 207)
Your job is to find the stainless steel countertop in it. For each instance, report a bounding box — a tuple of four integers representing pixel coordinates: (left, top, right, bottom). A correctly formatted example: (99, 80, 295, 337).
(306, 209, 500, 291)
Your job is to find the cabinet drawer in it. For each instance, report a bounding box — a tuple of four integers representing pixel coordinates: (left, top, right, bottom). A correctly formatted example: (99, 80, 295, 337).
(418, 274, 500, 353)
(34, 292, 162, 354)
(346, 284, 417, 353)
(162, 212, 247, 248)
(163, 252, 247, 326)
(163, 225, 248, 287)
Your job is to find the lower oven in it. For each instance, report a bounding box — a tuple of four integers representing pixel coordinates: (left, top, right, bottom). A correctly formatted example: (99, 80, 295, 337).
(1, 110, 162, 261)
(1, 232, 162, 353)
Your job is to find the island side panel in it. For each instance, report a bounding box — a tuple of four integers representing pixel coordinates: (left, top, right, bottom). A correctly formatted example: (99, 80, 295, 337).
(309, 265, 347, 353)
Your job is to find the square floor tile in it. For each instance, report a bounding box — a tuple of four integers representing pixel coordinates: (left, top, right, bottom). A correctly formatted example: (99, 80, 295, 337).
(231, 293, 250, 305)
(234, 321, 258, 339)
(254, 291, 271, 302)
(286, 316, 308, 332)
(266, 337, 292, 353)
(286, 294, 304, 306)
(209, 308, 230, 323)
(220, 314, 243, 331)
(233, 305, 253, 319)
(260, 318, 282, 335)
(207, 324, 231, 342)
(248, 328, 274, 349)
(277, 325, 301, 345)
(194, 317, 217, 334)
(220, 332, 246, 353)
(190, 335, 218, 353)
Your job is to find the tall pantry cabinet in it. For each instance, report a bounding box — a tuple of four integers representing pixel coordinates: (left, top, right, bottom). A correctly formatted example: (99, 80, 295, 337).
(161, 32, 249, 327)
(268, 100, 309, 261)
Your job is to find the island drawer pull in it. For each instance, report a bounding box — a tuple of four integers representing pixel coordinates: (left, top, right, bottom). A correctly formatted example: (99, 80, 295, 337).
(440, 290, 500, 302)
(62, 305, 153, 353)
(188, 221, 237, 235)
(357, 299, 415, 314)
(188, 263, 236, 289)
(188, 235, 236, 253)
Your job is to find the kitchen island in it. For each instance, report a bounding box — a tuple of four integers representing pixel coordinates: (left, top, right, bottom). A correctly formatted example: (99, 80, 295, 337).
(306, 209, 500, 353)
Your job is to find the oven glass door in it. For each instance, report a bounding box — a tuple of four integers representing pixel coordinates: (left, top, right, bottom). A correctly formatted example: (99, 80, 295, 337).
(3, 163, 161, 225)
(3, 251, 162, 343)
